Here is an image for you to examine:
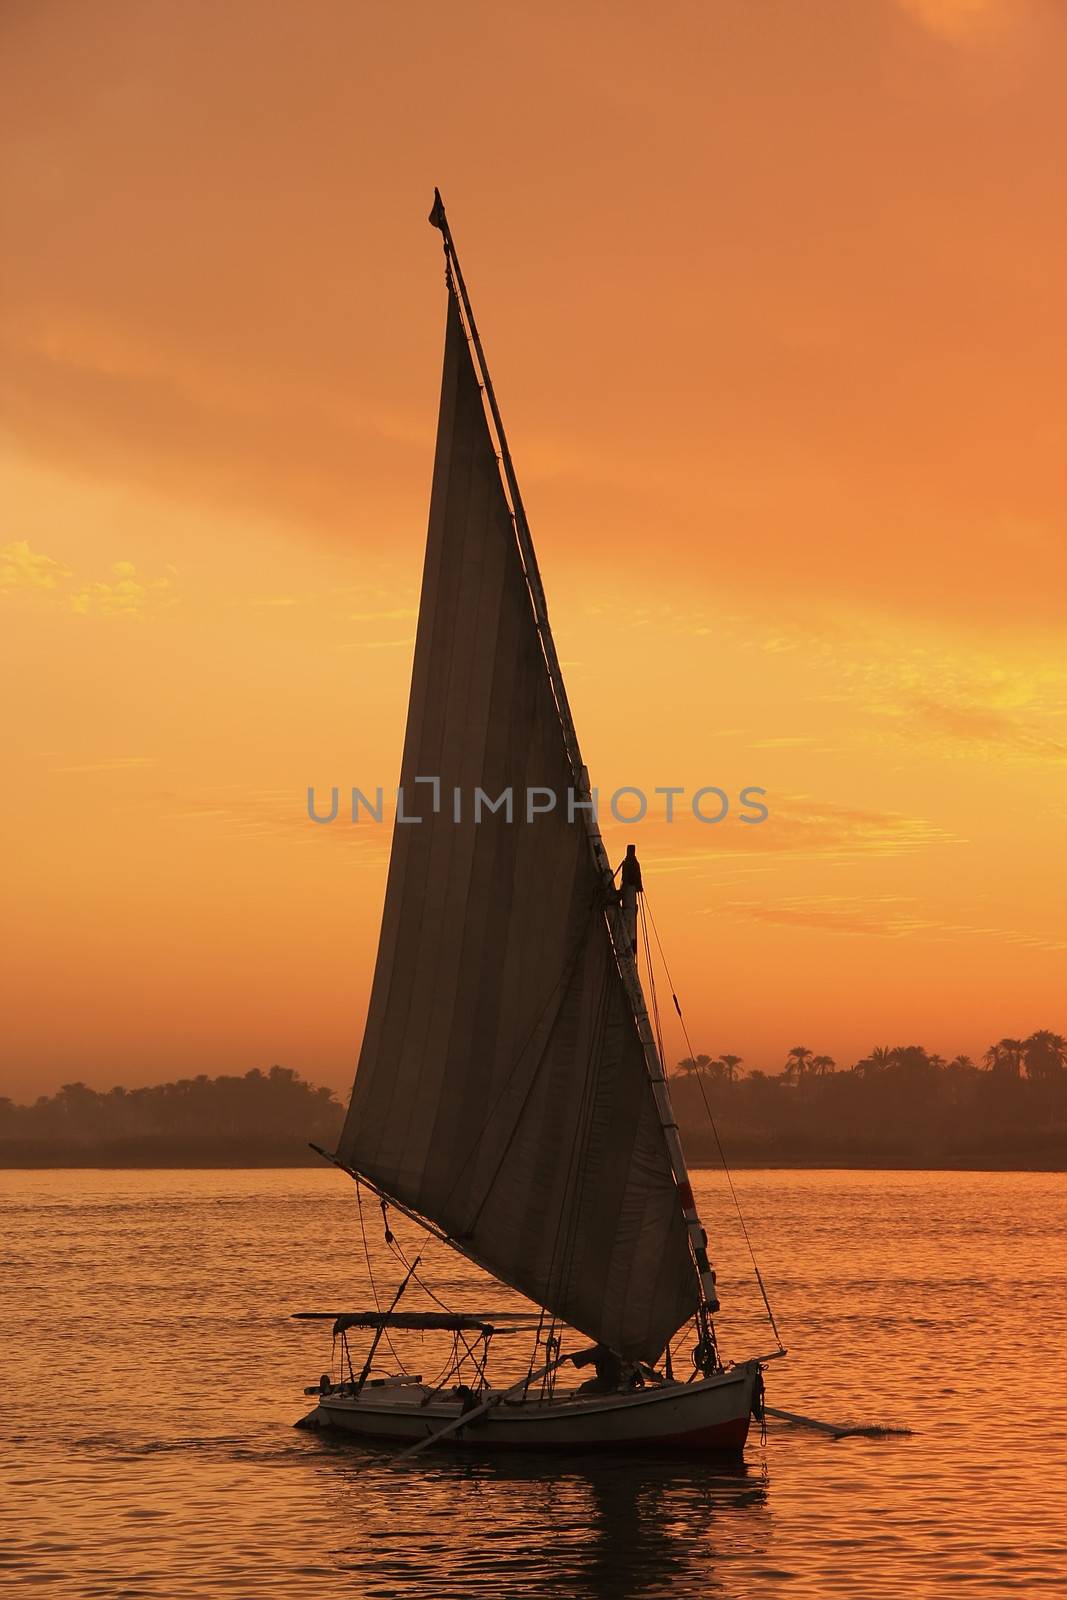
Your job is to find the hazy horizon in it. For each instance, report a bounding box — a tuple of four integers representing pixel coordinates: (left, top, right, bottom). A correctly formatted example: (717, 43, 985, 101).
(5, 1046, 1063, 1172)
(5, 1029, 1067, 1105)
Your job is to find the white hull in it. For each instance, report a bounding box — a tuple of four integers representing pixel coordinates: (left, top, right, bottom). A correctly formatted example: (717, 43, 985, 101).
(301, 1361, 760, 1455)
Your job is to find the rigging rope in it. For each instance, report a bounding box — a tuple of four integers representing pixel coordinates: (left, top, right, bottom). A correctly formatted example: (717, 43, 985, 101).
(639, 895, 669, 1076)
(641, 892, 786, 1354)
(523, 1306, 549, 1397)
(354, 1178, 408, 1374)
(383, 1220, 489, 1381)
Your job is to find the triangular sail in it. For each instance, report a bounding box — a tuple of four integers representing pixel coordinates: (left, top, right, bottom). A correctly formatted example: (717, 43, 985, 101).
(337, 289, 698, 1361)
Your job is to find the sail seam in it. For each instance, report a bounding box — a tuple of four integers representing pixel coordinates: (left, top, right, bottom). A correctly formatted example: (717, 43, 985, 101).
(541, 922, 615, 1322)
(451, 889, 600, 1238)
(402, 317, 506, 1203)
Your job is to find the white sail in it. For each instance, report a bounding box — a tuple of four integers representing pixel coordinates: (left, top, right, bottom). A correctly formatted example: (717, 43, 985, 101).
(337, 289, 698, 1361)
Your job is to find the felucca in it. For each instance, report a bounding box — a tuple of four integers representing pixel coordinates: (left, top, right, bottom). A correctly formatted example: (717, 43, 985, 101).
(296, 192, 784, 1454)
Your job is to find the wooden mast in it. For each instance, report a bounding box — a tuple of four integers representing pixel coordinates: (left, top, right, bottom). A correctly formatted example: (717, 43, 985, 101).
(428, 188, 720, 1323)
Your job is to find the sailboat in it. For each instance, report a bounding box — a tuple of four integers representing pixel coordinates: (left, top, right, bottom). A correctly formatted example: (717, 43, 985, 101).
(296, 191, 784, 1455)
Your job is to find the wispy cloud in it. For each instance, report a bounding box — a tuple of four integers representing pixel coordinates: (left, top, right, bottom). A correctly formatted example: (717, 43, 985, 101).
(726, 604, 1067, 767)
(1, 543, 177, 619)
(155, 785, 392, 862)
(749, 735, 817, 750)
(720, 891, 1067, 952)
(50, 756, 158, 774)
(734, 796, 958, 860)
(68, 559, 176, 618)
(875, 694, 1067, 761)
(0, 540, 72, 591)
(613, 796, 959, 876)
(841, 647, 1067, 763)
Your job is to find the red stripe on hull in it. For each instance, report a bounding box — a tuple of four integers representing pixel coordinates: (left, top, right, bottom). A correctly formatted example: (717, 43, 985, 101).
(443, 1415, 754, 1455)
(314, 1412, 752, 1456)
(650, 1414, 751, 1453)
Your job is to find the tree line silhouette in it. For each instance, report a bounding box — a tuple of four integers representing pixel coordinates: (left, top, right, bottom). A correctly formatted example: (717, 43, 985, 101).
(1, 1033, 1064, 1167)
(670, 1031, 1067, 1167)
(0, 1066, 345, 1166)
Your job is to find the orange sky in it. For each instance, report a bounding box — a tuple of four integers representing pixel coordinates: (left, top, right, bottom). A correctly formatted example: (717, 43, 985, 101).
(2, 0, 1065, 1103)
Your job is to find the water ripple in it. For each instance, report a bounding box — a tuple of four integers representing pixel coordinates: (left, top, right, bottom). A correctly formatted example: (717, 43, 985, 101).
(1, 1168, 1065, 1597)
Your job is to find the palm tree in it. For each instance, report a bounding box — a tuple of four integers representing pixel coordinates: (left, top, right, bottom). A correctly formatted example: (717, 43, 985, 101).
(675, 1055, 713, 1082)
(852, 1045, 893, 1078)
(891, 1045, 938, 1087)
(717, 1054, 744, 1083)
(949, 1055, 974, 1072)
(809, 1055, 836, 1077)
(983, 1038, 1025, 1077)
(783, 1045, 813, 1082)
(1022, 1030, 1067, 1082)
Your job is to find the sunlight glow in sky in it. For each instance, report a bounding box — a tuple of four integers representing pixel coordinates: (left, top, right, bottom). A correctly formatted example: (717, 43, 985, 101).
(2, 0, 1065, 1100)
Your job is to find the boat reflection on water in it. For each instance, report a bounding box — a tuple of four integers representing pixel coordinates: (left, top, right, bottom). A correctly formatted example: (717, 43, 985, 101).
(326, 1446, 771, 1599)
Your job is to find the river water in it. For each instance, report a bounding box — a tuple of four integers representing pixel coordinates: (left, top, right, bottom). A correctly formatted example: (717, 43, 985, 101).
(1, 1168, 1064, 1597)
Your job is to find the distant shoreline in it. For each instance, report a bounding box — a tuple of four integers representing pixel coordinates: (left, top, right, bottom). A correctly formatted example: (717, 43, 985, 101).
(2, 1152, 1063, 1173)
(7, 1059, 1063, 1175)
